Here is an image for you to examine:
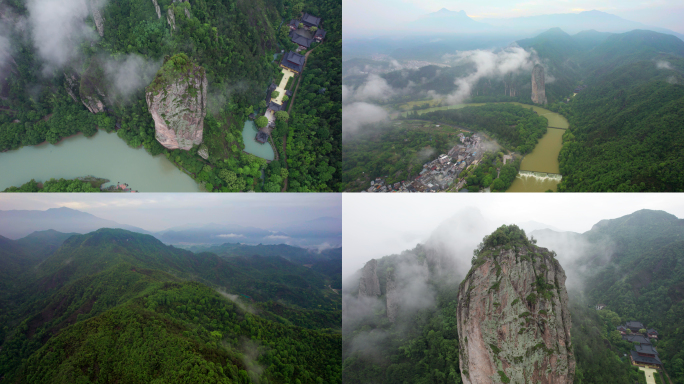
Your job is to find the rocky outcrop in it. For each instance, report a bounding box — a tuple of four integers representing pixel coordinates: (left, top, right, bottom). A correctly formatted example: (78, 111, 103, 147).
(531, 64, 547, 105)
(64, 71, 81, 104)
(151, 0, 161, 19)
(457, 226, 574, 384)
(79, 59, 108, 114)
(358, 259, 381, 297)
(145, 53, 207, 150)
(167, 9, 176, 30)
(197, 143, 209, 160)
(86, 0, 105, 37)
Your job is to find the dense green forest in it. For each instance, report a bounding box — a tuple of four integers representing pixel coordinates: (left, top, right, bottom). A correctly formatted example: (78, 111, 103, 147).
(343, 210, 684, 383)
(0, 0, 341, 192)
(413, 104, 549, 154)
(549, 210, 684, 383)
(342, 120, 462, 191)
(3, 178, 102, 192)
(462, 152, 521, 192)
(557, 58, 684, 192)
(0, 228, 341, 383)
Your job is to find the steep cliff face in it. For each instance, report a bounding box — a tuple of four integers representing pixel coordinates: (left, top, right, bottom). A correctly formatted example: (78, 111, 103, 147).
(78, 59, 109, 114)
(145, 53, 207, 150)
(531, 64, 547, 105)
(151, 0, 161, 19)
(457, 225, 574, 384)
(358, 259, 381, 297)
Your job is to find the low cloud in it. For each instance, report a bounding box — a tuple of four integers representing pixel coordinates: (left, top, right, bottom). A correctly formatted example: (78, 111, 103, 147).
(656, 60, 673, 70)
(265, 235, 290, 240)
(444, 47, 536, 105)
(103, 54, 161, 101)
(27, 0, 105, 75)
(342, 101, 388, 135)
(218, 233, 244, 238)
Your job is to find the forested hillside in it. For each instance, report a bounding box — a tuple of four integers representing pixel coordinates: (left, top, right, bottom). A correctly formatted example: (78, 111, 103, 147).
(0, 228, 341, 383)
(557, 58, 684, 191)
(0, 0, 341, 192)
(534, 209, 684, 383)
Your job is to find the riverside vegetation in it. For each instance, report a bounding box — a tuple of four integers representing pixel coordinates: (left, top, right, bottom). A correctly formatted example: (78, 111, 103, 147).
(0, 228, 341, 383)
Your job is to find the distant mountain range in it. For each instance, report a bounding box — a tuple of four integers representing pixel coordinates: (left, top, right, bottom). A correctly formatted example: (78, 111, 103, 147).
(384, 8, 684, 41)
(0, 207, 149, 239)
(0, 207, 342, 247)
(344, 8, 684, 61)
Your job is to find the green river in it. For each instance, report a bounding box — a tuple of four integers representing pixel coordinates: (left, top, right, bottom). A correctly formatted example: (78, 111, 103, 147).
(0, 130, 200, 191)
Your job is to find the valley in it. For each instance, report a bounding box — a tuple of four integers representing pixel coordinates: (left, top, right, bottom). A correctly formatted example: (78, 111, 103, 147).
(343, 21, 684, 192)
(0, 196, 343, 383)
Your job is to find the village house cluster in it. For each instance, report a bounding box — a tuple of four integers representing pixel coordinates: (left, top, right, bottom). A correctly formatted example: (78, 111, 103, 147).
(365, 133, 483, 193)
(615, 320, 661, 368)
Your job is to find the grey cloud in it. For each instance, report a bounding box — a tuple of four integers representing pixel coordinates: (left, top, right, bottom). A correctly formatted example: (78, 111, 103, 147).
(27, 0, 104, 74)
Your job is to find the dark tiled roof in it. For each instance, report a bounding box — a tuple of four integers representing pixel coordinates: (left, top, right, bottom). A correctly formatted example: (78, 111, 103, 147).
(301, 13, 321, 27)
(617, 326, 627, 331)
(288, 19, 298, 27)
(280, 51, 305, 73)
(256, 131, 269, 144)
(285, 90, 293, 96)
(636, 344, 658, 356)
(631, 350, 662, 366)
(313, 28, 326, 40)
(268, 101, 283, 111)
(626, 321, 644, 330)
(289, 31, 313, 48)
(648, 329, 658, 334)
(623, 334, 651, 344)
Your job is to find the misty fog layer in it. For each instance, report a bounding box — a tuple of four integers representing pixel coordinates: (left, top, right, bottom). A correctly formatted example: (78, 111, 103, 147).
(343, 206, 629, 361)
(342, 46, 550, 137)
(2, 0, 161, 100)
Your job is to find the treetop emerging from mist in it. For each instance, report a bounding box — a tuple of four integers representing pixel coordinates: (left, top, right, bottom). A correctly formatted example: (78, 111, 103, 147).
(472, 224, 537, 264)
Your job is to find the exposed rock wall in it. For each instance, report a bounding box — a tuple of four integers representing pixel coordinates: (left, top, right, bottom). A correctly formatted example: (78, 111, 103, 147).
(64, 71, 81, 104)
(145, 54, 207, 150)
(531, 64, 547, 105)
(151, 0, 161, 19)
(457, 244, 574, 384)
(167, 9, 176, 30)
(358, 259, 381, 297)
(79, 59, 108, 114)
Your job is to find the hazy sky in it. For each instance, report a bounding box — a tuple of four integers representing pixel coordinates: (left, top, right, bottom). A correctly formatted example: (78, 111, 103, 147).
(343, 0, 684, 34)
(0, 194, 341, 232)
(343, 193, 684, 279)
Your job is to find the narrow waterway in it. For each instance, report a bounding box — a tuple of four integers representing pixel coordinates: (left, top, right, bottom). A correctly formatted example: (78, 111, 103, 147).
(0, 130, 200, 191)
